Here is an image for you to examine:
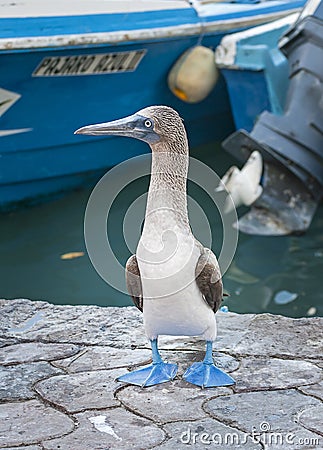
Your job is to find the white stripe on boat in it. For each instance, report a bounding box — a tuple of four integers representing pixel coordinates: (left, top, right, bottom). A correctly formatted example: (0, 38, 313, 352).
(0, 0, 190, 18)
(0, 10, 302, 51)
(0, 128, 32, 137)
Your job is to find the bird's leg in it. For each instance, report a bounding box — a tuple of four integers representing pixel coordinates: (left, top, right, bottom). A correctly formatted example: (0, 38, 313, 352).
(117, 339, 177, 387)
(151, 338, 163, 364)
(203, 341, 215, 364)
(183, 341, 235, 388)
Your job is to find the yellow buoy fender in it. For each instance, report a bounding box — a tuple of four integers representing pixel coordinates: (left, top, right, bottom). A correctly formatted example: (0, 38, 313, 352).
(168, 45, 219, 103)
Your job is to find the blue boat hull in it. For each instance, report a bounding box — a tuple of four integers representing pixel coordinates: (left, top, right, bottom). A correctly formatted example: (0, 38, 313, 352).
(0, 1, 305, 210)
(1, 39, 235, 209)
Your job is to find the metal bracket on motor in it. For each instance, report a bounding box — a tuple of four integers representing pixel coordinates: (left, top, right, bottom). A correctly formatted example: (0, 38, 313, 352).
(222, 0, 323, 235)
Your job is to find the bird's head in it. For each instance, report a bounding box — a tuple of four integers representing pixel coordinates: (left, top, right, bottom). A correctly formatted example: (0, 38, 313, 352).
(75, 105, 187, 153)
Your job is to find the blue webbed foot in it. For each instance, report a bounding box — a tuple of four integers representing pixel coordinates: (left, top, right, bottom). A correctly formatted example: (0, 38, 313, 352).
(117, 338, 177, 387)
(183, 341, 235, 388)
(183, 361, 235, 388)
(117, 362, 178, 387)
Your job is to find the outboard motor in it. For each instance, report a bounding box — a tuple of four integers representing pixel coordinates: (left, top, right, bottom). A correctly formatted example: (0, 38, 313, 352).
(222, 0, 323, 235)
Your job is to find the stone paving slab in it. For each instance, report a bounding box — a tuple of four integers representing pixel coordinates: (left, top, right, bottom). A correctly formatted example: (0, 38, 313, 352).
(0, 342, 80, 365)
(0, 362, 63, 401)
(52, 346, 151, 373)
(233, 314, 323, 358)
(0, 298, 322, 450)
(42, 407, 165, 450)
(232, 357, 322, 393)
(216, 312, 256, 351)
(35, 368, 125, 413)
(0, 400, 74, 447)
(117, 381, 232, 424)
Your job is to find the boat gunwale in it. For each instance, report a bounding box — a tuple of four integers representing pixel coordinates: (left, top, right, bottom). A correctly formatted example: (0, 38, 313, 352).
(215, 12, 299, 68)
(0, 9, 303, 52)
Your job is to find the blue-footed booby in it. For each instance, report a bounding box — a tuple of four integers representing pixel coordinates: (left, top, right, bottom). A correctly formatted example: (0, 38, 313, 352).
(75, 106, 235, 388)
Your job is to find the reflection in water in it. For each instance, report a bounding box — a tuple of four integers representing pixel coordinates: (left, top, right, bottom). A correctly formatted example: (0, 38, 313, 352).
(224, 215, 323, 317)
(0, 143, 322, 318)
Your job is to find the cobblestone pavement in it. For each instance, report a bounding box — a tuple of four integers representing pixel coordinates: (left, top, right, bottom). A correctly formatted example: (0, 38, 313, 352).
(0, 299, 322, 449)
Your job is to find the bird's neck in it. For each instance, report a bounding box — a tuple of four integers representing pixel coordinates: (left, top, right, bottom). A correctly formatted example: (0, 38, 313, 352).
(146, 142, 190, 229)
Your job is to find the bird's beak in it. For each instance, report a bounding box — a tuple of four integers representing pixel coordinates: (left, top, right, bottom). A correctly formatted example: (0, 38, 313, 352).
(74, 113, 159, 144)
(75, 114, 139, 136)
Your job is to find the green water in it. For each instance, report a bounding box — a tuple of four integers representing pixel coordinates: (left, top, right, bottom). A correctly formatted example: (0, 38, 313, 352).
(1, 143, 322, 318)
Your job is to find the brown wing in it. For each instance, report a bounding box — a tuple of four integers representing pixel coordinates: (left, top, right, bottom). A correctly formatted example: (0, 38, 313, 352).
(195, 248, 223, 313)
(125, 255, 143, 312)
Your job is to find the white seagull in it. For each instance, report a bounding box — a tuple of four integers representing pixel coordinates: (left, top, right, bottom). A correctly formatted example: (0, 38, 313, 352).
(216, 150, 263, 213)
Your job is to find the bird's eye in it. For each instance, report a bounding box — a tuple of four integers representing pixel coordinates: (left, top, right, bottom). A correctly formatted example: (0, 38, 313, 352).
(144, 119, 152, 128)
